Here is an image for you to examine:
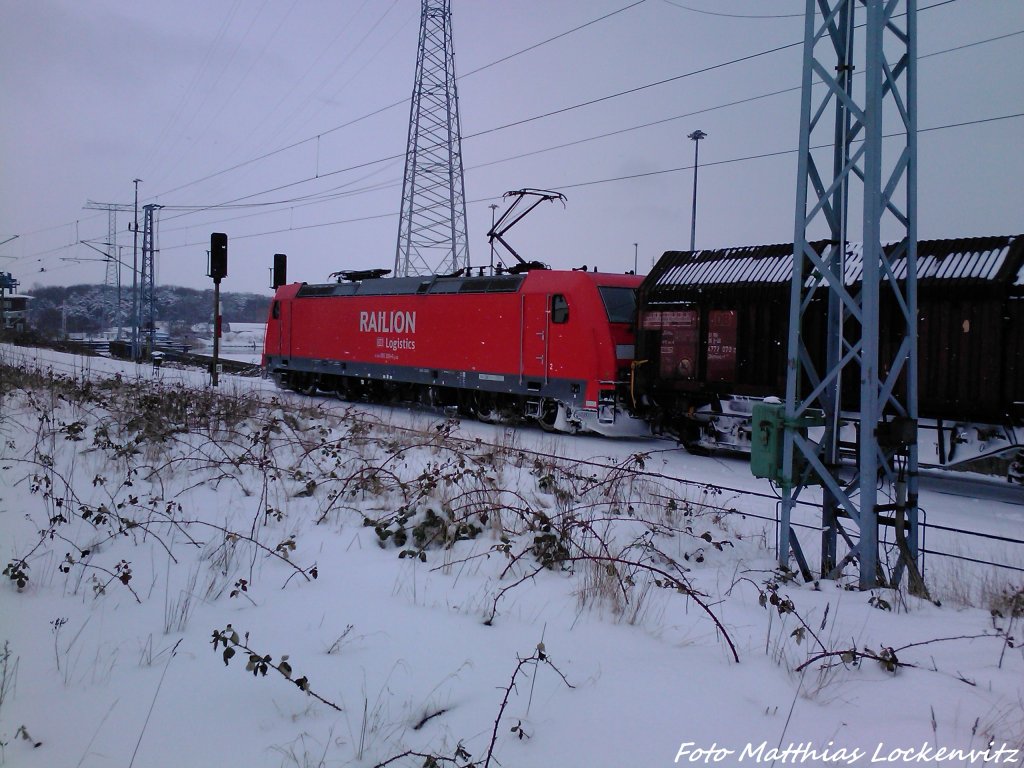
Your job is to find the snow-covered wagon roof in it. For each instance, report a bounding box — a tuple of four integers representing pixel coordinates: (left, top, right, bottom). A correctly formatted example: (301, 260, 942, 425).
(644, 235, 1023, 301)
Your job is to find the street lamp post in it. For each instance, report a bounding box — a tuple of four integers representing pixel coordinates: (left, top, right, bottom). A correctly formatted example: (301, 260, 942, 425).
(687, 129, 707, 252)
(131, 178, 142, 361)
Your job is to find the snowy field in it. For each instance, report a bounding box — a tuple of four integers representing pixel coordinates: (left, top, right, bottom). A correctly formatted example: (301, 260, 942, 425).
(0, 343, 1021, 768)
(192, 322, 267, 365)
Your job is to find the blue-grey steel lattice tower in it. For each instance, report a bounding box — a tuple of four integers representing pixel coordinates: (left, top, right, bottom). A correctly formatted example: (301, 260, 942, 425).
(395, 0, 470, 277)
(781, 0, 921, 591)
(140, 204, 162, 353)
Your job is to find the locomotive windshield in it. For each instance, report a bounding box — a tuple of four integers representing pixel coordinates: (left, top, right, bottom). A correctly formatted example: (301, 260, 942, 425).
(598, 286, 637, 324)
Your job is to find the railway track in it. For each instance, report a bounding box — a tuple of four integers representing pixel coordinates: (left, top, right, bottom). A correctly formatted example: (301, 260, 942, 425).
(3, 343, 1022, 580)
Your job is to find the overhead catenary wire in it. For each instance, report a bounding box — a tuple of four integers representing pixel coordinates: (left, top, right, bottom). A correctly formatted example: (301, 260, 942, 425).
(6, 0, 971, 256)
(146, 0, 959, 203)
(145, 0, 654, 204)
(145, 25, 1024, 241)
(8, 2, 1010, 272)
(660, 0, 805, 19)
(143, 111, 1024, 255)
(12, 104, 1021, 269)
(126, 14, 1020, 232)
(154, 105, 1024, 245)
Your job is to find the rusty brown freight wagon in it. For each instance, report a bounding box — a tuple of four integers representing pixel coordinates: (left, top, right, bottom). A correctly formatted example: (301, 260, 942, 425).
(633, 235, 1024, 477)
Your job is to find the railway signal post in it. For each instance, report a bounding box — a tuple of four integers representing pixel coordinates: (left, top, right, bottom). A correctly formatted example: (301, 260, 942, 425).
(209, 233, 228, 387)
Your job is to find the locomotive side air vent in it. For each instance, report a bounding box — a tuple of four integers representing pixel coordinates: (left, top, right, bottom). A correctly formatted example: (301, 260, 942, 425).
(428, 276, 525, 294)
(459, 276, 525, 293)
(296, 285, 338, 298)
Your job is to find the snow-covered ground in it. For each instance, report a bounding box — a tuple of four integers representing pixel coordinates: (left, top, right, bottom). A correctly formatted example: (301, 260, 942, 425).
(193, 322, 266, 364)
(0, 343, 1021, 768)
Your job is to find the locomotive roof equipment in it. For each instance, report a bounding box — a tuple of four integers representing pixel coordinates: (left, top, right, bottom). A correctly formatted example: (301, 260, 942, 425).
(486, 189, 567, 274)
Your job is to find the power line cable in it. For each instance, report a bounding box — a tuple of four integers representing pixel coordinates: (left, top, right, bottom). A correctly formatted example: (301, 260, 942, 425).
(157, 177, 402, 236)
(463, 0, 962, 142)
(244, 0, 405, 168)
(550, 111, 1024, 193)
(9, 5, 1005, 264)
(151, 27, 1023, 228)
(137, 0, 245, 176)
(147, 1, 983, 229)
(147, 0, 277, 192)
(285, 8, 417, 153)
(151, 0, 381, 198)
(146, 0, 960, 205)
(460, 0, 650, 79)
(23, 32, 1017, 268)
(14, 107, 1018, 274)
(171, 0, 301, 180)
(660, 0, 804, 19)
(149, 111, 1023, 255)
(7, 0, 959, 243)
(145, 0, 653, 202)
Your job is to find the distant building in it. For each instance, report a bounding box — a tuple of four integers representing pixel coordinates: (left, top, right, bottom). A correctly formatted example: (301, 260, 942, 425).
(1, 293, 32, 332)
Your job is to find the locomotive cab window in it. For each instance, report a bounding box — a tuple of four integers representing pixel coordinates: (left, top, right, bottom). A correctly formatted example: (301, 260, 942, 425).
(598, 286, 637, 324)
(271, 300, 280, 319)
(551, 294, 569, 324)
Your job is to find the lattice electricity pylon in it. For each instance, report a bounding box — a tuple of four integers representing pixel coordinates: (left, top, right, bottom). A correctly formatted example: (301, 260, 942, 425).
(139, 204, 162, 352)
(84, 201, 131, 334)
(104, 210, 121, 334)
(394, 0, 470, 278)
(779, 0, 922, 592)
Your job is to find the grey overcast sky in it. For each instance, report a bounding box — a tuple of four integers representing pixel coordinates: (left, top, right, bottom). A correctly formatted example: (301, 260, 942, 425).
(1, 0, 1021, 295)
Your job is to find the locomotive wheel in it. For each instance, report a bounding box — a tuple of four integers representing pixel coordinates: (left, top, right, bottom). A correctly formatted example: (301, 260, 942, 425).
(333, 378, 351, 401)
(538, 399, 560, 432)
(301, 375, 319, 396)
(419, 386, 442, 409)
(474, 392, 497, 423)
(288, 373, 314, 394)
(347, 379, 368, 402)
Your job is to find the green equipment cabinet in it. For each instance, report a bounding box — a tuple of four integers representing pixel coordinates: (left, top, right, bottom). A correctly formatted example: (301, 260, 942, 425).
(751, 402, 786, 483)
(750, 402, 825, 486)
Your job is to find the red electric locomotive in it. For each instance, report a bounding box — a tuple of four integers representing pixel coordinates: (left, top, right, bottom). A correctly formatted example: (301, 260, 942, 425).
(263, 268, 645, 436)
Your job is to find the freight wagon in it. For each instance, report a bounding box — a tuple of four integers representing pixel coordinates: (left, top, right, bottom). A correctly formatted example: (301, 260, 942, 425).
(632, 235, 1024, 477)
